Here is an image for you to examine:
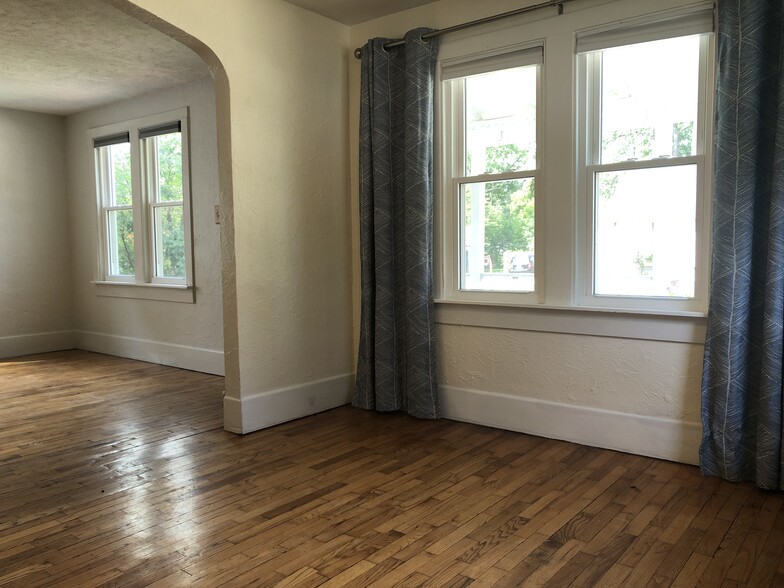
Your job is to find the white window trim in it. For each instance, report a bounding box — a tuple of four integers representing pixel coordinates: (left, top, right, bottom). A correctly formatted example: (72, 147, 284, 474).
(89, 108, 194, 303)
(435, 0, 715, 341)
(439, 40, 544, 306)
(575, 31, 715, 314)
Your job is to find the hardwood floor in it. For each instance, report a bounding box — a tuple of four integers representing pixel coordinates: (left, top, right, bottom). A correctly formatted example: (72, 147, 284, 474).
(0, 350, 782, 587)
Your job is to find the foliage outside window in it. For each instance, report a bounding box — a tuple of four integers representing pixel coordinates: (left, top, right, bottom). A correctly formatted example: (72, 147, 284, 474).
(93, 110, 191, 288)
(444, 56, 540, 297)
(144, 131, 186, 279)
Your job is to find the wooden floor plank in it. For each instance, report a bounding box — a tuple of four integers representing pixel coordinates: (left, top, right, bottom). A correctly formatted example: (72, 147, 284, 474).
(1, 350, 781, 586)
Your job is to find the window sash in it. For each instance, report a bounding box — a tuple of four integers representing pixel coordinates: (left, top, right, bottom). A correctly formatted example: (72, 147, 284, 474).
(457, 172, 538, 293)
(104, 207, 135, 281)
(151, 202, 185, 281)
(442, 54, 542, 304)
(91, 108, 192, 287)
(577, 34, 712, 311)
(586, 158, 703, 302)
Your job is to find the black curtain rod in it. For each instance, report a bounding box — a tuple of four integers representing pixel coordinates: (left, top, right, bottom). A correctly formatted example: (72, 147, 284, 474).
(353, 0, 574, 59)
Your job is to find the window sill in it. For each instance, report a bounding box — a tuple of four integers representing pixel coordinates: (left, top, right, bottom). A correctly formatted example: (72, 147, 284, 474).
(434, 299, 707, 344)
(91, 281, 194, 304)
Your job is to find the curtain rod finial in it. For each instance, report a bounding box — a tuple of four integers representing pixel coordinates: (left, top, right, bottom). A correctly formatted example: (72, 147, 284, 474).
(354, 47, 362, 60)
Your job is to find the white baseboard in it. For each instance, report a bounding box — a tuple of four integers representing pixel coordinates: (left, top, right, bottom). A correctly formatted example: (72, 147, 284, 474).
(0, 330, 76, 359)
(223, 373, 354, 434)
(441, 385, 701, 465)
(75, 330, 224, 376)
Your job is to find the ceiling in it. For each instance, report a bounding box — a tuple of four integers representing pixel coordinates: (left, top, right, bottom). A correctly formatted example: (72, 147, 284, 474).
(0, 0, 433, 117)
(0, 0, 209, 116)
(282, 0, 437, 26)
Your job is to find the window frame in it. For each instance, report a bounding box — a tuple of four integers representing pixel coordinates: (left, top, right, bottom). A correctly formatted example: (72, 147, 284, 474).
(94, 137, 135, 283)
(90, 108, 194, 299)
(575, 31, 714, 313)
(439, 42, 544, 306)
(435, 1, 715, 319)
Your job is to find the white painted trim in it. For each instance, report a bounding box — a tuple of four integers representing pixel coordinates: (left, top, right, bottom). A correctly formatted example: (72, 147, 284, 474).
(0, 331, 76, 359)
(75, 330, 224, 375)
(441, 384, 701, 465)
(92, 281, 195, 303)
(436, 301, 707, 344)
(223, 373, 354, 434)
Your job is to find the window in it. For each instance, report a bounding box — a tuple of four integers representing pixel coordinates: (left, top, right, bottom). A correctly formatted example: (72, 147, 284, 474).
(94, 134, 134, 278)
(92, 109, 192, 291)
(141, 123, 186, 282)
(577, 9, 713, 311)
(438, 4, 714, 314)
(441, 46, 542, 304)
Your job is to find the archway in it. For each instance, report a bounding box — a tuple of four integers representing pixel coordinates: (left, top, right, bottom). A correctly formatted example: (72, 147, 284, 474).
(102, 0, 240, 407)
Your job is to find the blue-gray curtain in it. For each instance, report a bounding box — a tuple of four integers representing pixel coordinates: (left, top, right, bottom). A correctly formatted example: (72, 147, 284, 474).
(701, 0, 784, 490)
(353, 28, 440, 419)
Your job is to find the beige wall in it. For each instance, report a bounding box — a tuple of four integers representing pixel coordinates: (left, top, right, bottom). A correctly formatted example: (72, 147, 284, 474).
(66, 78, 224, 373)
(0, 108, 74, 357)
(126, 0, 354, 431)
(120, 0, 704, 460)
(349, 0, 707, 463)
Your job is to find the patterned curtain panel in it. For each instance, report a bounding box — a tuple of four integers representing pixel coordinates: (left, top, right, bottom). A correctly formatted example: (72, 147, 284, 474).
(353, 29, 440, 419)
(701, 1, 784, 490)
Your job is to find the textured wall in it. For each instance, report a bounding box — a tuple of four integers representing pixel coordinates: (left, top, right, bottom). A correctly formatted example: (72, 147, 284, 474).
(348, 0, 707, 439)
(439, 325, 704, 422)
(125, 0, 354, 416)
(0, 108, 72, 338)
(66, 78, 224, 355)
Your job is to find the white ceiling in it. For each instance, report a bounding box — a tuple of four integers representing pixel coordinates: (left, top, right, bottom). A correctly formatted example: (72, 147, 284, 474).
(0, 0, 209, 116)
(283, 0, 437, 25)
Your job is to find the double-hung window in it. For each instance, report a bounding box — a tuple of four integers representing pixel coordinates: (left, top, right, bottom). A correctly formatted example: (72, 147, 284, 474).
(92, 108, 192, 294)
(576, 7, 714, 312)
(140, 122, 187, 282)
(95, 133, 134, 279)
(438, 3, 714, 316)
(441, 45, 542, 304)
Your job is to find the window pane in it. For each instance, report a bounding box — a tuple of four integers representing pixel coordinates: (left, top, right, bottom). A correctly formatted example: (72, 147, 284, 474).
(108, 142, 132, 206)
(147, 132, 183, 203)
(594, 165, 696, 298)
(465, 66, 537, 175)
(600, 36, 700, 164)
(107, 209, 134, 276)
(461, 178, 535, 292)
(154, 205, 185, 278)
